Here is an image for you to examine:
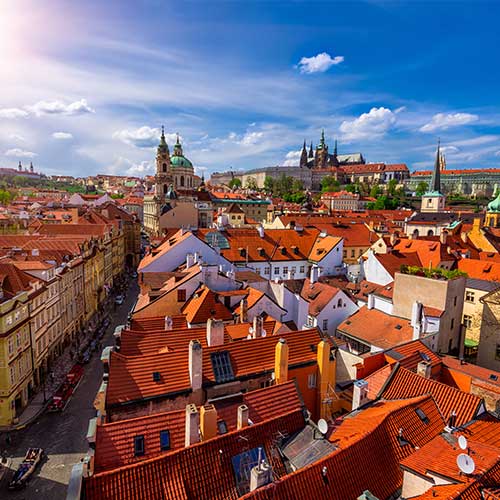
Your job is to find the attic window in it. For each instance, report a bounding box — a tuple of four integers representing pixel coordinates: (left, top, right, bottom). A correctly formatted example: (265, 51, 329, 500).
(415, 408, 429, 424)
(152, 371, 161, 382)
(490, 374, 498, 381)
(280, 246, 286, 255)
(345, 320, 351, 325)
(395, 325, 402, 330)
(419, 351, 431, 362)
(239, 247, 246, 257)
(310, 344, 317, 353)
(159, 430, 170, 451)
(210, 351, 235, 384)
(217, 420, 228, 434)
(258, 247, 265, 256)
(134, 435, 145, 456)
(291, 245, 299, 255)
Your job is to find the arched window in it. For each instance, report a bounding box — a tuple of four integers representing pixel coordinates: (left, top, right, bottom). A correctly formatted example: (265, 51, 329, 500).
(180, 176, 185, 187)
(164, 184, 168, 194)
(413, 229, 419, 237)
(337, 298, 342, 308)
(162, 163, 167, 173)
(427, 229, 434, 236)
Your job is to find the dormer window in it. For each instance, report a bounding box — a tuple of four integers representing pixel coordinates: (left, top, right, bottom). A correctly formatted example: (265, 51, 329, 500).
(134, 435, 145, 456)
(239, 247, 246, 257)
(159, 430, 170, 451)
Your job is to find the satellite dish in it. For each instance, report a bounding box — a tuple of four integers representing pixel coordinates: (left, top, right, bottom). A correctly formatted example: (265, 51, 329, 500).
(457, 453, 475, 475)
(261, 330, 267, 338)
(318, 419, 328, 435)
(458, 435, 468, 450)
(248, 327, 254, 335)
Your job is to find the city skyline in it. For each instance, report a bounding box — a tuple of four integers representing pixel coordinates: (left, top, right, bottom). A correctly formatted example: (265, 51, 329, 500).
(1, 0, 499, 177)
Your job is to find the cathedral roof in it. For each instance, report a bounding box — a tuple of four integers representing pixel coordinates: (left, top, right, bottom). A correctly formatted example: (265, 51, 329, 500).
(170, 154, 193, 169)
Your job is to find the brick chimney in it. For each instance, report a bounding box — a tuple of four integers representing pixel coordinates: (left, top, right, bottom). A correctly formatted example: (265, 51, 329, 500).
(206, 318, 224, 347)
(239, 298, 248, 323)
(237, 404, 249, 429)
(274, 338, 289, 384)
(188, 340, 203, 391)
(252, 315, 263, 338)
(200, 404, 218, 441)
(185, 404, 200, 446)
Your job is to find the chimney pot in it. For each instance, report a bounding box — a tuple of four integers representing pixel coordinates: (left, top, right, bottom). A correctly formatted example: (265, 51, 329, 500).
(188, 340, 203, 391)
(185, 404, 200, 447)
(207, 318, 224, 347)
(237, 404, 249, 429)
(200, 404, 218, 441)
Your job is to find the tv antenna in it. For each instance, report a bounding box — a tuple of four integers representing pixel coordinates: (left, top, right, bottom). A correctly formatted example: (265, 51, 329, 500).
(458, 435, 468, 450)
(457, 453, 475, 475)
(318, 419, 328, 435)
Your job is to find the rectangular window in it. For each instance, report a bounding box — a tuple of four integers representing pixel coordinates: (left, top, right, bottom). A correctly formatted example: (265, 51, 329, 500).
(291, 266, 296, 274)
(306, 315, 315, 327)
(322, 319, 328, 331)
(177, 289, 186, 302)
(463, 314, 472, 329)
(159, 430, 170, 451)
(264, 267, 270, 275)
(134, 435, 145, 456)
(308, 372, 317, 389)
(8, 337, 14, 355)
(343, 250, 347, 258)
(465, 291, 475, 303)
(351, 249, 355, 258)
(300, 266, 305, 273)
(274, 267, 279, 275)
(16, 332, 21, 348)
(283, 266, 289, 275)
(451, 318, 455, 330)
(10, 366, 15, 385)
(454, 296, 457, 307)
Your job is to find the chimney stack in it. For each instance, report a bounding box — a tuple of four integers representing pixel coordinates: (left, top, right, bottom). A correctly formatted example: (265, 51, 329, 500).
(186, 253, 195, 269)
(237, 404, 249, 429)
(411, 301, 423, 340)
(185, 404, 200, 446)
(367, 293, 375, 310)
(416, 360, 432, 379)
(310, 264, 320, 284)
(239, 298, 248, 323)
(317, 340, 335, 420)
(252, 315, 263, 339)
(206, 318, 224, 347)
(200, 404, 218, 441)
(257, 225, 264, 238)
(274, 338, 289, 384)
(352, 379, 369, 410)
(188, 340, 203, 391)
(164, 315, 173, 330)
(390, 232, 397, 247)
(249, 448, 273, 491)
(440, 230, 448, 245)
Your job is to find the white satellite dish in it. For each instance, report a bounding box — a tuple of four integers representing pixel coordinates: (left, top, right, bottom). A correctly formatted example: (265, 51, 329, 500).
(248, 327, 254, 335)
(458, 435, 468, 450)
(261, 330, 267, 338)
(318, 419, 328, 435)
(457, 453, 475, 475)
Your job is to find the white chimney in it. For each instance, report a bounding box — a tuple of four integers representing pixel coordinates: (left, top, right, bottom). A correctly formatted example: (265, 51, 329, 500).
(164, 315, 173, 330)
(352, 379, 369, 410)
(257, 225, 264, 238)
(206, 318, 224, 347)
(194, 251, 200, 263)
(367, 293, 375, 310)
(31, 248, 39, 256)
(237, 404, 249, 429)
(185, 404, 200, 447)
(440, 231, 448, 245)
(252, 316, 263, 339)
(188, 340, 203, 391)
(411, 301, 423, 340)
(310, 264, 320, 284)
(249, 448, 273, 491)
(186, 253, 195, 269)
(416, 360, 432, 379)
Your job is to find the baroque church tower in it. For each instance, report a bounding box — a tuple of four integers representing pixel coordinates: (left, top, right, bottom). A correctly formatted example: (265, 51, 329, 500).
(155, 126, 173, 197)
(421, 140, 446, 213)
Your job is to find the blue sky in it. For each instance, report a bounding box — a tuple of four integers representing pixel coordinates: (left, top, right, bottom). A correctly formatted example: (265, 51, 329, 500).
(1, 0, 499, 178)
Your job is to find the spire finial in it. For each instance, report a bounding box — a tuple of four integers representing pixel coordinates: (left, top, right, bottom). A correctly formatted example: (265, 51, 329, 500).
(429, 138, 442, 194)
(334, 139, 338, 155)
(161, 125, 165, 137)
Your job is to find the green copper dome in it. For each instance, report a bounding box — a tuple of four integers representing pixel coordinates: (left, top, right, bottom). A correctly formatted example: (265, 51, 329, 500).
(170, 155, 193, 168)
(488, 192, 500, 212)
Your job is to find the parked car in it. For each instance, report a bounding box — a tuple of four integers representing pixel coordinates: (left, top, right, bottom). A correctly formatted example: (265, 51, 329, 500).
(115, 295, 124, 306)
(131, 271, 138, 278)
(48, 382, 73, 412)
(82, 349, 92, 364)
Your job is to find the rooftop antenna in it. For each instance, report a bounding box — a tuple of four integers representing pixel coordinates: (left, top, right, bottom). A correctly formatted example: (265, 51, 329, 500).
(458, 435, 468, 450)
(457, 453, 475, 475)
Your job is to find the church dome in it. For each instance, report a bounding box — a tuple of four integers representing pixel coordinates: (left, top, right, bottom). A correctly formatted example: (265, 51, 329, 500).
(170, 155, 193, 169)
(487, 192, 500, 212)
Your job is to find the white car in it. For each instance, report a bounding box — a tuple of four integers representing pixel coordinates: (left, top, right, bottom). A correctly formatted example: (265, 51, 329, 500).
(115, 295, 124, 305)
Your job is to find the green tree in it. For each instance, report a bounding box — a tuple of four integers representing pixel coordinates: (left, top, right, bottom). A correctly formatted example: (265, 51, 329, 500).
(264, 176, 274, 193)
(291, 178, 304, 193)
(321, 176, 340, 193)
(0, 189, 12, 205)
(369, 185, 381, 198)
(228, 178, 242, 189)
(245, 177, 258, 190)
(387, 178, 398, 196)
(415, 181, 429, 196)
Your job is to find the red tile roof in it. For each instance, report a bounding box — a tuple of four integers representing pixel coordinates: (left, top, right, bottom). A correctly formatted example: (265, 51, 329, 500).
(458, 258, 500, 282)
(442, 356, 500, 390)
(384, 339, 441, 371)
(380, 365, 483, 427)
(299, 279, 345, 317)
(181, 287, 233, 324)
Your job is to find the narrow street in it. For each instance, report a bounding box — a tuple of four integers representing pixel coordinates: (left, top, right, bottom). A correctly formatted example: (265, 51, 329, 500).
(2, 281, 139, 499)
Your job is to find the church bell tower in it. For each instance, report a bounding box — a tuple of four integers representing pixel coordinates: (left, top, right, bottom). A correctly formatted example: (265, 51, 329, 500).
(155, 126, 173, 198)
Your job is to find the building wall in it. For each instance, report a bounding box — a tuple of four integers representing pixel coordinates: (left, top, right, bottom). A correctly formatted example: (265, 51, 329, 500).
(159, 200, 199, 230)
(462, 285, 488, 344)
(362, 251, 393, 286)
(477, 290, 500, 371)
(315, 291, 359, 338)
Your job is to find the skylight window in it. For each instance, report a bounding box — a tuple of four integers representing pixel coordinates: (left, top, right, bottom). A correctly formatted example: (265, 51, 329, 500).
(210, 351, 235, 384)
(159, 430, 170, 451)
(415, 407, 429, 424)
(134, 435, 145, 456)
(419, 351, 431, 363)
(205, 231, 230, 249)
(490, 374, 498, 381)
(152, 371, 161, 382)
(218, 420, 228, 434)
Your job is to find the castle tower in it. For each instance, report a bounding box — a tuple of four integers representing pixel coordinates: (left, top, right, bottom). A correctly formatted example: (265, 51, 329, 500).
(299, 140, 308, 167)
(421, 140, 446, 213)
(308, 142, 314, 159)
(155, 126, 172, 197)
(315, 129, 329, 168)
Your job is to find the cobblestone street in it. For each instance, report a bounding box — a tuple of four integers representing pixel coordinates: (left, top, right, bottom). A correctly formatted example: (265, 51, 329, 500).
(0, 281, 138, 499)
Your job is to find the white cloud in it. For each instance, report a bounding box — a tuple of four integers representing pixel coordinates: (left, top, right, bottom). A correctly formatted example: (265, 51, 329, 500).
(27, 98, 95, 117)
(113, 126, 177, 148)
(440, 145, 459, 155)
(240, 131, 264, 146)
(0, 108, 29, 118)
(339, 107, 397, 141)
(5, 148, 37, 158)
(298, 52, 344, 74)
(52, 131, 73, 140)
(8, 134, 26, 142)
(419, 112, 479, 133)
(283, 150, 301, 166)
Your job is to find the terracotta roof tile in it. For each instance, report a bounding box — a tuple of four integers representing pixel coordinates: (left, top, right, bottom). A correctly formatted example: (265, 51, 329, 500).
(181, 287, 233, 324)
(458, 258, 500, 282)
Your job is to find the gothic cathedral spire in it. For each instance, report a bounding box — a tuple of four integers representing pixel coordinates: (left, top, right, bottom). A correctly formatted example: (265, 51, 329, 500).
(430, 139, 442, 194)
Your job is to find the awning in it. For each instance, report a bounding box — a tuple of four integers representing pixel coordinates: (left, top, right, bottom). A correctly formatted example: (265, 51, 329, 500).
(464, 338, 479, 348)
